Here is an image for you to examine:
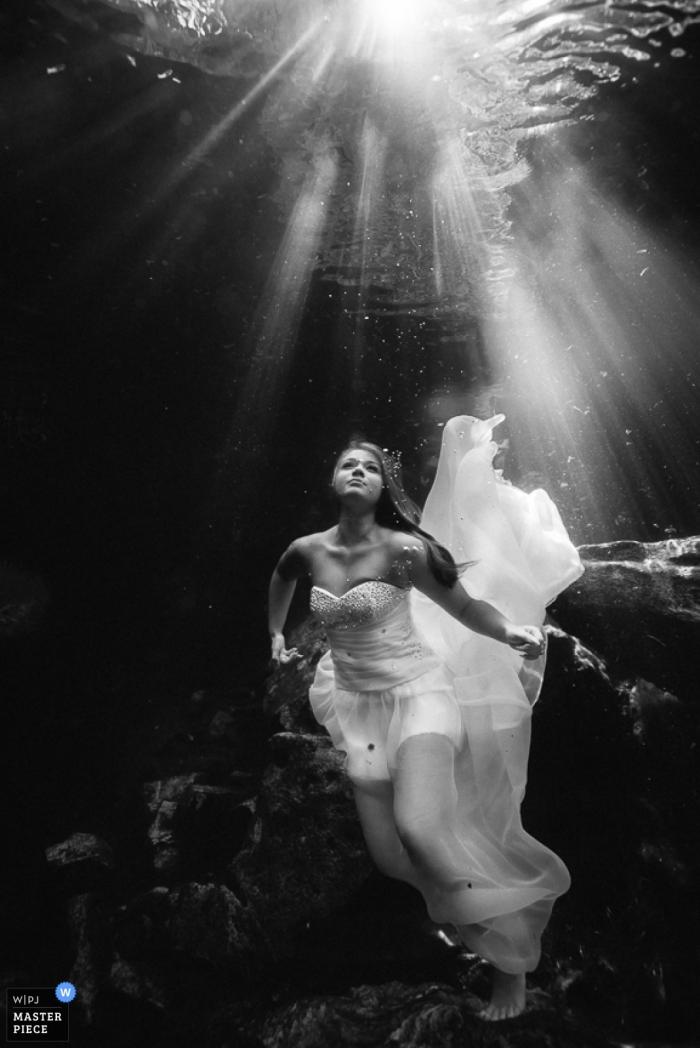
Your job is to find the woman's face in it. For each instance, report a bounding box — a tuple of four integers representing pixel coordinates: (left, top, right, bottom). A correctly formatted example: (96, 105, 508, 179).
(333, 447, 384, 508)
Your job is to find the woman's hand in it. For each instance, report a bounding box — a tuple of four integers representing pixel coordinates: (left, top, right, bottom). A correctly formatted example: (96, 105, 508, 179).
(269, 555, 304, 666)
(270, 632, 300, 666)
(504, 624, 544, 660)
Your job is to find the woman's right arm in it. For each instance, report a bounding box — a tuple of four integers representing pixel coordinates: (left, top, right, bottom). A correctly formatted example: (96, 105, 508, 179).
(268, 540, 306, 663)
(405, 536, 544, 659)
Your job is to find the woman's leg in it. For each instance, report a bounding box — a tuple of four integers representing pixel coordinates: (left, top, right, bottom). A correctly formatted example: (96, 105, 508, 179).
(351, 779, 420, 888)
(392, 732, 528, 1021)
(392, 733, 464, 888)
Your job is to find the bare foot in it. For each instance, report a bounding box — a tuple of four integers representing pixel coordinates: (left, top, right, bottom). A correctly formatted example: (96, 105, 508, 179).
(478, 968, 526, 1021)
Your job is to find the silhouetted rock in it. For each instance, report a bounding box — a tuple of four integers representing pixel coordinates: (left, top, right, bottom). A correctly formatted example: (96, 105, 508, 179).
(45, 832, 115, 896)
(213, 980, 615, 1048)
(526, 626, 700, 1041)
(109, 955, 167, 1011)
(230, 732, 373, 953)
(67, 892, 114, 1024)
(139, 775, 257, 882)
(113, 886, 171, 961)
(551, 537, 700, 701)
(0, 561, 49, 638)
(126, 685, 266, 788)
(167, 882, 260, 969)
(142, 774, 200, 876)
(174, 784, 255, 874)
(263, 616, 328, 734)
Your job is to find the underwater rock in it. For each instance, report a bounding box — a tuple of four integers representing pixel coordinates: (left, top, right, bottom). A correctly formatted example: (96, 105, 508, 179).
(167, 881, 260, 968)
(551, 537, 700, 702)
(173, 783, 255, 873)
(67, 892, 114, 1024)
(128, 684, 266, 785)
(142, 773, 200, 875)
(109, 955, 167, 1011)
(230, 732, 373, 954)
(217, 979, 615, 1048)
(110, 736, 368, 973)
(527, 626, 700, 1040)
(113, 886, 171, 960)
(45, 832, 115, 896)
(263, 615, 327, 734)
(0, 561, 49, 638)
(141, 775, 255, 879)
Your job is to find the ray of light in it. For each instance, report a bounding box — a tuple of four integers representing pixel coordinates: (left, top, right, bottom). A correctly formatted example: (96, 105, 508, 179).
(224, 145, 339, 465)
(430, 139, 492, 313)
(354, 118, 387, 289)
(344, 117, 388, 375)
(485, 149, 700, 542)
(310, 40, 337, 82)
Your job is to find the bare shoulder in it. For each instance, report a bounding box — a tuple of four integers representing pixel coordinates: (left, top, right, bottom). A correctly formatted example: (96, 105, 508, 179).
(384, 529, 427, 565)
(282, 529, 335, 566)
(275, 532, 328, 580)
(293, 528, 335, 555)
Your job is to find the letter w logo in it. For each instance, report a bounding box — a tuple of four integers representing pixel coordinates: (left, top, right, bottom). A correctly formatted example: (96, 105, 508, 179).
(59, 988, 72, 998)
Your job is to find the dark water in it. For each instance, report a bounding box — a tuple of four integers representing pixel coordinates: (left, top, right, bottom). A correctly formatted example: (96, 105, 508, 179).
(1, 0, 700, 1029)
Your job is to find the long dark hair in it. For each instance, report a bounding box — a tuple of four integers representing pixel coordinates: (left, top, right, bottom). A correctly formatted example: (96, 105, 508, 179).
(334, 439, 461, 588)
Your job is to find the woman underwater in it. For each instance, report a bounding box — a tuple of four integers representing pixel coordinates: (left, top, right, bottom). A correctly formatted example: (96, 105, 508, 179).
(268, 415, 583, 1020)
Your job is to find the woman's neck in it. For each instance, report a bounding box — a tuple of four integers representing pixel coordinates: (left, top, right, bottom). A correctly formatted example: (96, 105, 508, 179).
(335, 509, 378, 548)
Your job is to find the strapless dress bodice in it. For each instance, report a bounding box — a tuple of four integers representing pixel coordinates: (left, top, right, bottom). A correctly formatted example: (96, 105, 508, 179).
(310, 581, 439, 691)
(310, 580, 408, 631)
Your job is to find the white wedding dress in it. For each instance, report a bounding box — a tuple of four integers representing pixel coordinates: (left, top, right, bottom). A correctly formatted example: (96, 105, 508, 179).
(309, 415, 584, 973)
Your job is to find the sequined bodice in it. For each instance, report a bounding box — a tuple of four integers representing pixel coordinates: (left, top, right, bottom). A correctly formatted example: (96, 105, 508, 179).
(309, 580, 439, 689)
(310, 581, 408, 631)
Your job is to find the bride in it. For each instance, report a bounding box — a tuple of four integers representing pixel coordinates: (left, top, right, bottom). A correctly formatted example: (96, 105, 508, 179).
(268, 415, 583, 1020)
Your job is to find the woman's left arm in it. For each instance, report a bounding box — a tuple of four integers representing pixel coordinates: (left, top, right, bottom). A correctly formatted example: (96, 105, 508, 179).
(405, 538, 543, 659)
(268, 540, 306, 664)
